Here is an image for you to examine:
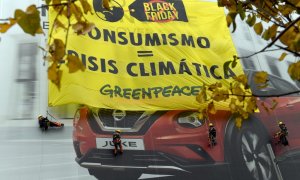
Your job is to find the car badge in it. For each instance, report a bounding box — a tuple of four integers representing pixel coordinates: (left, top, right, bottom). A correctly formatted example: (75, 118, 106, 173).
(112, 109, 126, 122)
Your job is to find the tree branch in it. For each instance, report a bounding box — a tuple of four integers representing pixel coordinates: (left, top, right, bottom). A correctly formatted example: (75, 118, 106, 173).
(226, 90, 300, 98)
(47, 5, 66, 45)
(37, 0, 78, 9)
(238, 16, 300, 59)
(275, 45, 300, 57)
(64, 0, 72, 52)
(285, 0, 300, 10)
(262, 16, 300, 51)
(246, 9, 285, 27)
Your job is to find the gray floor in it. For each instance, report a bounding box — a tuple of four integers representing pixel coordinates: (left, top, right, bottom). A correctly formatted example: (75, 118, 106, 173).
(0, 120, 96, 180)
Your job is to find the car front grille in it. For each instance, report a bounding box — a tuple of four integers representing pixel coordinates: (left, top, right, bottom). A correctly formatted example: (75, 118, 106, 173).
(98, 109, 145, 128)
(88, 109, 166, 134)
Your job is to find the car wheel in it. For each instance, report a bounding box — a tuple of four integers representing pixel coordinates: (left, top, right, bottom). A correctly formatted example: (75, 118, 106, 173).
(225, 116, 277, 180)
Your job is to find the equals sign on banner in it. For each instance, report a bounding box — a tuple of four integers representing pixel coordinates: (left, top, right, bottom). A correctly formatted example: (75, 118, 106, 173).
(137, 51, 153, 57)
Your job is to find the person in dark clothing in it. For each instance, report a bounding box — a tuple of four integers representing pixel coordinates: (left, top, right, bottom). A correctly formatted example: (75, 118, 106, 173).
(279, 121, 288, 136)
(113, 130, 123, 155)
(38, 115, 50, 130)
(38, 115, 64, 131)
(276, 121, 289, 146)
(208, 123, 217, 146)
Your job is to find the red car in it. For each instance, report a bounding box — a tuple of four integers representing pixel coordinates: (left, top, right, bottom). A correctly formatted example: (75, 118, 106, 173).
(73, 72, 300, 180)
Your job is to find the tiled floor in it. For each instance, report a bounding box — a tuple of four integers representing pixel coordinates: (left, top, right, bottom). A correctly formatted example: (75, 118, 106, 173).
(0, 120, 96, 180)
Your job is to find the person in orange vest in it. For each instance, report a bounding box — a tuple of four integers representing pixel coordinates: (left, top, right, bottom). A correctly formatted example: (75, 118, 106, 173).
(113, 129, 123, 155)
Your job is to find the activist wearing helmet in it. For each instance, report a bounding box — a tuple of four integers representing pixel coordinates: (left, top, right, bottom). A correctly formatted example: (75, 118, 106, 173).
(38, 115, 43, 120)
(115, 129, 121, 133)
(209, 123, 214, 127)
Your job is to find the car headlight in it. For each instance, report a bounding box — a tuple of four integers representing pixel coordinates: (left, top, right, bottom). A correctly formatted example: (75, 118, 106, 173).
(177, 111, 203, 128)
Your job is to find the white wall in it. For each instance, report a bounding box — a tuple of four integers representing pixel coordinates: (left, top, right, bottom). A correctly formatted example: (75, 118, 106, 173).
(0, 0, 46, 120)
(0, 0, 78, 120)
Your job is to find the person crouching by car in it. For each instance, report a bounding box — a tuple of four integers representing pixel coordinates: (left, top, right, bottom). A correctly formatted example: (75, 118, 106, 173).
(38, 115, 50, 130)
(113, 130, 123, 156)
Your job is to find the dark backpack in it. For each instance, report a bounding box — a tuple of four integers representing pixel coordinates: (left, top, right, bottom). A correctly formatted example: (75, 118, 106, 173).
(113, 133, 121, 143)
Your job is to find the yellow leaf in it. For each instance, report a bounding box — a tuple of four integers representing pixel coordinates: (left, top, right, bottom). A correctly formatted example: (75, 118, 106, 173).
(52, 0, 63, 11)
(43, 55, 52, 62)
(198, 108, 208, 120)
(269, 24, 278, 40)
(198, 112, 204, 120)
(254, 22, 263, 35)
(235, 116, 242, 129)
(257, 83, 269, 89)
(231, 85, 245, 102)
(48, 62, 62, 89)
(14, 5, 43, 36)
(234, 74, 248, 87)
(70, 3, 83, 21)
(0, 18, 17, 33)
(54, 19, 66, 30)
(246, 97, 257, 113)
(262, 29, 271, 40)
(212, 89, 229, 102)
(46, 0, 52, 5)
(254, 71, 268, 84)
(246, 14, 256, 27)
(72, 22, 84, 33)
(226, 14, 232, 27)
(0, 23, 13, 33)
(279, 52, 288, 61)
(66, 55, 85, 73)
(50, 39, 65, 61)
(278, 5, 295, 16)
(226, 13, 237, 32)
(103, 0, 111, 10)
(241, 111, 249, 119)
(80, 0, 92, 14)
(72, 21, 95, 35)
(53, 70, 62, 89)
(48, 63, 58, 81)
(81, 22, 95, 35)
(280, 26, 297, 47)
(196, 87, 207, 103)
(288, 61, 300, 80)
(208, 101, 216, 114)
(229, 98, 237, 112)
(36, 27, 44, 34)
(208, 82, 222, 91)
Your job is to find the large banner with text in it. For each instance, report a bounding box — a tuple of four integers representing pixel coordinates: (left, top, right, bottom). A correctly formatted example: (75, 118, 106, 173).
(48, 0, 244, 110)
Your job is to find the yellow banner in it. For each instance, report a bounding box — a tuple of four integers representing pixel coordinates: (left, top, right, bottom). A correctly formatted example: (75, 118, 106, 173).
(48, 0, 244, 110)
